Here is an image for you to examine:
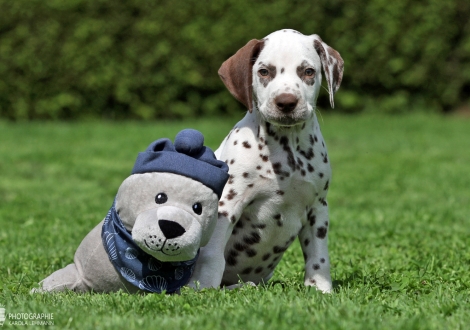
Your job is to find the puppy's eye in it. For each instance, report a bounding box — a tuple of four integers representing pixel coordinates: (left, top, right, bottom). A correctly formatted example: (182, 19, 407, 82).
(305, 68, 315, 76)
(258, 69, 269, 77)
(192, 202, 202, 215)
(155, 193, 168, 204)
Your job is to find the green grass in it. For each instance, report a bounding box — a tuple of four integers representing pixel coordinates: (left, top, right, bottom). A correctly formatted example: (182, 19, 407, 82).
(0, 114, 469, 329)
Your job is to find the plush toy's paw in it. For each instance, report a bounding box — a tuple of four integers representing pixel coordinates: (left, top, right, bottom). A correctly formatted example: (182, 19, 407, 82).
(223, 281, 257, 290)
(30, 287, 45, 294)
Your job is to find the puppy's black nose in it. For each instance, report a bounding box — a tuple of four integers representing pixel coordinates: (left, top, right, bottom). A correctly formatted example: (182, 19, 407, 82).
(158, 220, 186, 239)
(275, 93, 298, 113)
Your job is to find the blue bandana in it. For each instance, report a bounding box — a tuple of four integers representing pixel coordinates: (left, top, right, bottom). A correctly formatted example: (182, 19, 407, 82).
(101, 201, 198, 294)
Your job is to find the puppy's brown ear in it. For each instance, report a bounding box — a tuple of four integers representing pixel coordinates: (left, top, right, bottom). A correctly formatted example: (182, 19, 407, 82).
(218, 39, 264, 112)
(311, 35, 344, 108)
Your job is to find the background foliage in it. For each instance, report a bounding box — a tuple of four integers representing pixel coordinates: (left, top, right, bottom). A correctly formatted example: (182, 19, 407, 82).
(0, 0, 469, 120)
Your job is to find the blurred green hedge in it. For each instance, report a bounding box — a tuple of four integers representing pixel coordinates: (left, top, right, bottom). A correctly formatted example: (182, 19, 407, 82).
(0, 0, 469, 120)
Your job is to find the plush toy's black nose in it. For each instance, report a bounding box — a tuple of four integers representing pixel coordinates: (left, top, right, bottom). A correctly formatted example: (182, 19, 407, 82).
(158, 220, 186, 239)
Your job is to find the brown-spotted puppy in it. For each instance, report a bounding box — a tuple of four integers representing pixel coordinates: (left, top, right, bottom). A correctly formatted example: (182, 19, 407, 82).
(189, 29, 344, 293)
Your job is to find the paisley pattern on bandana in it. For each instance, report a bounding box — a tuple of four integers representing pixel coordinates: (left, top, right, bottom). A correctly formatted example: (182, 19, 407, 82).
(101, 200, 198, 294)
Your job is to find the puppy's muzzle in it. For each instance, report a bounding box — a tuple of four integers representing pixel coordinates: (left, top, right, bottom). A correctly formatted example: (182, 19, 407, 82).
(275, 93, 298, 113)
(158, 219, 186, 239)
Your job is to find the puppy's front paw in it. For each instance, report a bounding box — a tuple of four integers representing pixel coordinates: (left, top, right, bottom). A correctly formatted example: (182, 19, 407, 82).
(305, 276, 332, 293)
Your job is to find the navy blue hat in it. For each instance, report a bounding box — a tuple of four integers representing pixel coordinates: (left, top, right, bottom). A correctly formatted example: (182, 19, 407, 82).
(132, 129, 229, 199)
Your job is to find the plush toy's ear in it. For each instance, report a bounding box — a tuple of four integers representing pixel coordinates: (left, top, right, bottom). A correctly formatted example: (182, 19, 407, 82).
(311, 34, 344, 108)
(218, 39, 265, 112)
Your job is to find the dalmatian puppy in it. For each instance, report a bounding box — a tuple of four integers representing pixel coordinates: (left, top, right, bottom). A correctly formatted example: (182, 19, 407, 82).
(189, 29, 344, 293)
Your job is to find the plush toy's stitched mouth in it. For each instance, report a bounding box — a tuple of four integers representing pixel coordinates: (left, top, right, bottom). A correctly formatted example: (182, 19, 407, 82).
(160, 249, 181, 256)
(144, 239, 182, 256)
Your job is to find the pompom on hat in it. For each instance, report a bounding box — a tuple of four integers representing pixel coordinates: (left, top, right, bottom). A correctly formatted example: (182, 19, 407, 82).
(132, 129, 229, 199)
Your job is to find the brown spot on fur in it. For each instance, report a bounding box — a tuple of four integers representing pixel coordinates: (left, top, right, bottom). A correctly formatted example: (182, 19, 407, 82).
(246, 248, 257, 257)
(256, 165, 262, 170)
(226, 189, 237, 200)
(299, 148, 314, 160)
(247, 183, 254, 188)
(230, 159, 235, 164)
(316, 227, 327, 239)
(243, 172, 249, 178)
(243, 141, 252, 148)
(276, 190, 284, 195)
(252, 223, 266, 229)
(219, 201, 224, 206)
(273, 245, 287, 254)
(260, 154, 269, 162)
(307, 163, 314, 172)
(307, 208, 316, 226)
(219, 211, 229, 218)
(241, 267, 253, 274)
(324, 180, 329, 190)
(262, 253, 271, 261)
(273, 162, 290, 177)
(243, 232, 261, 245)
(234, 242, 247, 252)
(233, 140, 238, 145)
(226, 250, 238, 266)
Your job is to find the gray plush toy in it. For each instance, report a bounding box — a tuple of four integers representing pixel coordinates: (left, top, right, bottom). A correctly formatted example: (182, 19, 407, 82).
(34, 129, 229, 294)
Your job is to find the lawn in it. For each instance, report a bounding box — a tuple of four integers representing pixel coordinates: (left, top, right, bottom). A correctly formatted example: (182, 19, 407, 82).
(0, 114, 469, 329)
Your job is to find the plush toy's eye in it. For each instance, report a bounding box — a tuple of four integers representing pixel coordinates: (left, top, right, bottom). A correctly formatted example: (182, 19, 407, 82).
(192, 202, 202, 215)
(155, 193, 168, 204)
